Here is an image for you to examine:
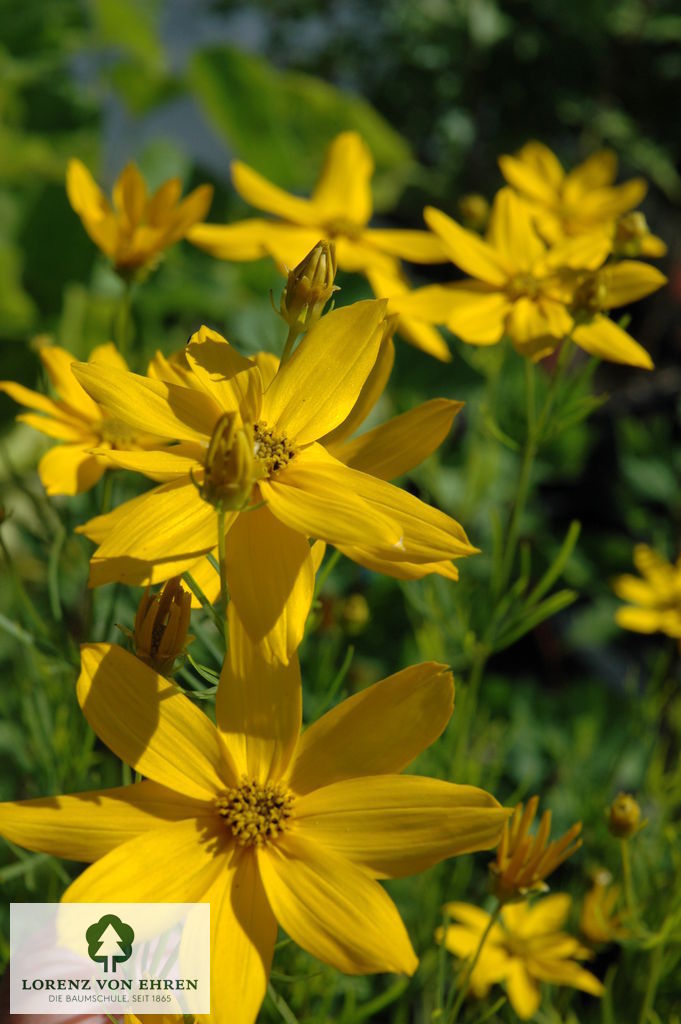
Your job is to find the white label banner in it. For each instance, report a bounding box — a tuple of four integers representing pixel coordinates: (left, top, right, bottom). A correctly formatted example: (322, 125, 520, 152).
(10, 902, 210, 1014)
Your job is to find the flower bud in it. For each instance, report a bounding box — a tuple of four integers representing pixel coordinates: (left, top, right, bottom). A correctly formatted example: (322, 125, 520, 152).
(195, 413, 262, 510)
(280, 240, 339, 332)
(458, 194, 490, 232)
(134, 576, 192, 674)
(607, 793, 641, 839)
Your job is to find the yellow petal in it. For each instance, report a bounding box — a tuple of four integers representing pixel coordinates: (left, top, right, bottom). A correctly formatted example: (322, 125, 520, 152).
(486, 188, 545, 271)
(444, 284, 510, 345)
(186, 325, 262, 424)
(0, 379, 67, 418)
(0, 780, 207, 862)
(146, 177, 182, 224)
(66, 158, 117, 255)
(17, 412, 91, 441)
(505, 960, 542, 1020)
(203, 845, 277, 1024)
(90, 341, 130, 371)
(499, 143, 564, 203)
(38, 443, 106, 496)
(91, 444, 203, 480)
(312, 131, 373, 226)
(39, 346, 99, 417)
(89, 479, 221, 587)
(261, 444, 401, 548)
(362, 228, 447, 263)
(216, 606, 301, 783)
(166, 183, 214, 239)
(424, 207, 511, 284)
(524, 893, 571, 932)
(262, 223, 327, 270)
(260, 299, 387, 443)
(232, 159, 321, 225)
(612, 574, 658, 606)
(539, 232, 611, 273)
(112, 163, 147, 225)
(78, 643, 232, 798)
(395, 315, 452, 361)
(329, 398, 462, 480)
(294, 775, 507, 878)
(187, 217, 274, 260)
(319, 333, 394, 447)
(615, 606, 665, 633)
(334, 464, 475, 562)
(225, 505, 315, 665)
(507, 297, 560, 346)
(72, 362, 221, 442)
(336, 546, 460, 581)
(289, 662, 454, 794)
(572, 316, 653, 369)
(565, 149, 618, 194)
(257, 832, 418, 975)
(63, 816, 229, 902)
(600, 260, 667, 308)
(78, 487, 152, 544)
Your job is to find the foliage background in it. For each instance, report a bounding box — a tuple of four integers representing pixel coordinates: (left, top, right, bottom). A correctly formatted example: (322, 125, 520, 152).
(1, 0, 680, 1021)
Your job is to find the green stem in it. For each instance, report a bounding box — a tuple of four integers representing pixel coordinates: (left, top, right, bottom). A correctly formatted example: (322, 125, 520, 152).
(621, 838, 636, 922)
(216, 506, 229, 643)
(113, 281, 133, 358)
(453, 641, 490, 782)
(449, 903, 502, 1023)
(0, 533, 49, 637)
(638, 943, 663, 1024)
(280, 323, 301, 365)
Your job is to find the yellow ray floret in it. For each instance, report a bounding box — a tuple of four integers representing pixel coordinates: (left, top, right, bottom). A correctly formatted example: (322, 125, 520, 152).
(67, 159, 213, 273)
(0, 342, 169, 495)
(498, 140, 664, 256)
(388, 188, 665, 367)
(0, 623, 509, 1024)
(72, 300, 474, 663)
(187, 131, 451, 359)
(613, 543, 681, 642)
(438, 894, 604, 1019)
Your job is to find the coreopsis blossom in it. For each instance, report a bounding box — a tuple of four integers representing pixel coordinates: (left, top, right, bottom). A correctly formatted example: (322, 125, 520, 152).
(580, 870, 628, 944)
(437, 895, 604, 1019)
(498, 140, 666, 256)
(72, 301, 473, 663)
(489, 795, 582, 901)
(66, 159, 213, 274)
(613, 544, 681, 644)
(390, 188, 665, 366)
(187, 131, 451, 360)
(0, 343, 164, 495)
(0, 629, 509, 1024)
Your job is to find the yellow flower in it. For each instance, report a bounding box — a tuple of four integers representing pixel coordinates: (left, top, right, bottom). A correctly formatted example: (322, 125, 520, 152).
(0, 343, 165, 495)
(438, 895, 604, 1020)
(580, 870, 628, 944)
(613, 544, 681, 642)
(72, 301, 473, 663)
(66, 159, 213, 274)
(0, 628, 509, 1024)
(187, 131, 452, 360)
(498, 140, 665, 255)
(390, 189, 665, 367)
(490, 795, 582, 901)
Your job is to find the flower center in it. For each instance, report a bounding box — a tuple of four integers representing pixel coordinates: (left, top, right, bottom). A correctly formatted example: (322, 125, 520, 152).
(254, 422, 296, 474)
(215, 778, 295, 847)
(324, 217, 363, 239)
(571, 272, 608, 316)
(507, 273, 539, 301)
(99, 417, 138, 446)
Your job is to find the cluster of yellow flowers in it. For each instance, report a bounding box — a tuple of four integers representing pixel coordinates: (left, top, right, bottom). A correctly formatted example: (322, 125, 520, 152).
(0, 132, 667, 1023)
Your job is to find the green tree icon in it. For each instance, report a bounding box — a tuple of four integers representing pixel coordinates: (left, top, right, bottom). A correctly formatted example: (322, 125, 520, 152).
(86, 914, 134, 973)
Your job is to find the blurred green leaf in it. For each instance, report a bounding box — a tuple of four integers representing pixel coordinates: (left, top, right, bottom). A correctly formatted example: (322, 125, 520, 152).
(187, 46, 413, 209)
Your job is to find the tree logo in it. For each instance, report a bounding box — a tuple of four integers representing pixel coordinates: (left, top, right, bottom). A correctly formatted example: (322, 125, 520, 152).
(85, 914, 135, 973)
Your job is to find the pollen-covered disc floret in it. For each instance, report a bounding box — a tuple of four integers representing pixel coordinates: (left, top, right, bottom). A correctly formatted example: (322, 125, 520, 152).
(254, 422, 297, 474)
(216, 777, 295, 847)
